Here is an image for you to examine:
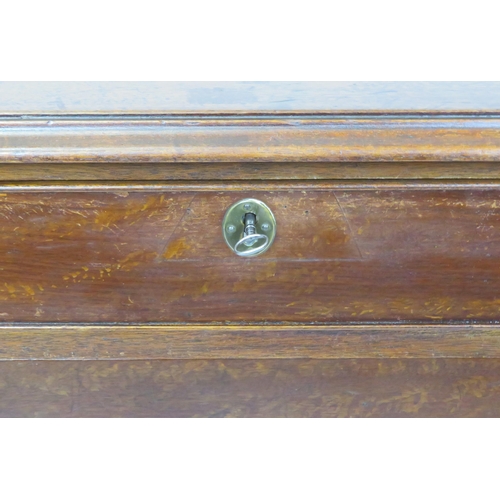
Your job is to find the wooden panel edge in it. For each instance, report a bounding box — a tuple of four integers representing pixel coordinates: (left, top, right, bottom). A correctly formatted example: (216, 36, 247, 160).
(3, 179, 500, 191)
(2, 324, 500, 360)
(2, 162, 500, 181)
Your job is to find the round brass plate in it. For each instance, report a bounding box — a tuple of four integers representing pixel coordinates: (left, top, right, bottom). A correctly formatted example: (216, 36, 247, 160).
(222, 198, 276, 257)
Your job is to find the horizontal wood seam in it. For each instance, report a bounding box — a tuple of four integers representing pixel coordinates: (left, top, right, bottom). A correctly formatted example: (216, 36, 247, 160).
(4, 180, 500, 191)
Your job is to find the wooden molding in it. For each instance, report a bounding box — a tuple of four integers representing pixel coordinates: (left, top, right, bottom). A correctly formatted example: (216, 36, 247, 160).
(1, 115, 500, 163)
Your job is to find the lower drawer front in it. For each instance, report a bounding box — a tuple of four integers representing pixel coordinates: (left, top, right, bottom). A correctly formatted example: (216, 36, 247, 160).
(3, 359, 500, 417)
(1, 184, 499, 323)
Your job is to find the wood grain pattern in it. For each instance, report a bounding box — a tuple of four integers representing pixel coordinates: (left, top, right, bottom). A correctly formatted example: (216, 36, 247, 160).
(2, 359, 500, 417)
(2, 162, 500, 181)
(2, 184, 500, 323)
(2, 116, 500, 163)
(1, 324, 500, 360)
(3, 82, 500, 418)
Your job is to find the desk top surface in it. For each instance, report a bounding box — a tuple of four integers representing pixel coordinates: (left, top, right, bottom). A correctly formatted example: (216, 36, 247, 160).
(1, 82, 500, 114)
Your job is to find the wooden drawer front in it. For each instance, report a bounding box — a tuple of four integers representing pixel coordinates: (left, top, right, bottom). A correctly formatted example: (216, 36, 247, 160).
(1, 184, 500, 323)
(3, 359, 500, 417)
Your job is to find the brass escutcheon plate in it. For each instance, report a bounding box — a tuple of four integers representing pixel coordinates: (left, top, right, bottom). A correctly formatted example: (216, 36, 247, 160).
(222, 198, 276, 257)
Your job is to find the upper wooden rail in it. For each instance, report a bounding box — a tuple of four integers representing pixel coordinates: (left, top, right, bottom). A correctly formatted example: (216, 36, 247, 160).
(1, 115, 500, 163)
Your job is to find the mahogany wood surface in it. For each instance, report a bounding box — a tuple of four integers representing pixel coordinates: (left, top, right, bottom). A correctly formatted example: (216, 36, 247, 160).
(2, 82, 500, 417)
(2, 116, 500, 163)
(2, 183, 500, 323)
(2, 359, 500, 417)
(1, 325, 500, 360)
(2, 83, 500, 165)
(2, 162, 500, 182)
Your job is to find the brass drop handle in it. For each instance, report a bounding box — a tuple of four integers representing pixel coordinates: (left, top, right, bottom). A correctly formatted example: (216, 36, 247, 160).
(234, 213, 270, 256)
(222, 199, 276, 257)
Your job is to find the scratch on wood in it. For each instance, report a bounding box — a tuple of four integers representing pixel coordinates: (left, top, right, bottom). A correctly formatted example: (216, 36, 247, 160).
(332, 191, 363, 259)
(158, 193, 198, 261)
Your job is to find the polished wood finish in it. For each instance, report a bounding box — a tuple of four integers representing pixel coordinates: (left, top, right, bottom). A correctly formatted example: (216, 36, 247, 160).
(2, 184, 500, 323)
(2, 325, 500, 360)
(2, 359, 500, 417)
(3, 162, 500, 181)
(2, 116, 500, 163)
(2, 82, 500, 417)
